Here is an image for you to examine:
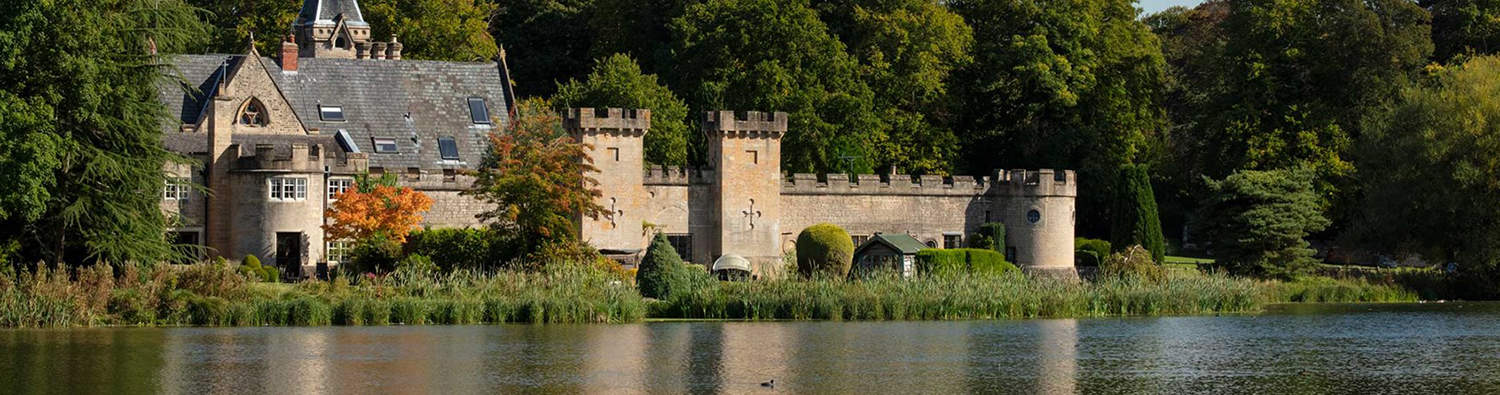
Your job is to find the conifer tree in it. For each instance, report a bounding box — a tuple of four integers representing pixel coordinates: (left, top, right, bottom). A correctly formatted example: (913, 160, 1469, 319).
(1110, 164, 1167, 264)
(636, 232, 684, 299)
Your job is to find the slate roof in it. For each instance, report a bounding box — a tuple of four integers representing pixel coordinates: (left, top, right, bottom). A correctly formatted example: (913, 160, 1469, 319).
(297, 0, 367, 26)
(157, 54, 512, 171)
(855, 233, 928, 255)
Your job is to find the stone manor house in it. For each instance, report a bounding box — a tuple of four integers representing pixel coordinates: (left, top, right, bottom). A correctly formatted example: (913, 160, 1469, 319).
(158, 0, 1076, 279)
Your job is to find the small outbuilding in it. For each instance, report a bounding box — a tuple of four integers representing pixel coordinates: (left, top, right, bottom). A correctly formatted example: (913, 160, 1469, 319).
(852, 233, 926, 277)
(712, 254, 753, 281)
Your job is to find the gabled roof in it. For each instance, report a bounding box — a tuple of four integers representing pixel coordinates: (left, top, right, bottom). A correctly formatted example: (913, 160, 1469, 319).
(297, 0, 367, 26)
(854, 233, 927, 255)
(156, 54, 511, 170)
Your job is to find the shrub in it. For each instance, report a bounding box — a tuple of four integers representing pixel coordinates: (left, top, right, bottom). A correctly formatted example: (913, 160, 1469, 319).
(979, 222, 1006, 254)
(796, 223, 855, 278)
(262, 267, 280, 283)
(347, 236, 404, 275)
(1195, 168, 1330, 279)
(917, 249, 1017, 277)
(1101, 245, 1166, 283)
(187, 295, 230, 326)
(637, 233, 685, 299)
(406, 228, 508, 272)
(287, 296, 332, 326)
(1075, 238, 1111, 266)
(243, 255, 261, 268)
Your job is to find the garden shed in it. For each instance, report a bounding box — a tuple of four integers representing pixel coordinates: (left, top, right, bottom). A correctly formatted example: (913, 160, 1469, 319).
(853, 233, 926, 277)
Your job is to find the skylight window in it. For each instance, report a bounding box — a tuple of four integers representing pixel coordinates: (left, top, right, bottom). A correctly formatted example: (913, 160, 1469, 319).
(438, 137, 460, 160)
(373, 137, 398, 153)
(319, 105, 345, 122)
(468, 97, 491, 124)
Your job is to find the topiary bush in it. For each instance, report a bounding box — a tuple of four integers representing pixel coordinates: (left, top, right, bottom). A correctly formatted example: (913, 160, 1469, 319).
(1075, 238, 1111, 266)
(637, 233, 684, 299)
(796, 223, 855, 279)
(966, 249, 1018, 276)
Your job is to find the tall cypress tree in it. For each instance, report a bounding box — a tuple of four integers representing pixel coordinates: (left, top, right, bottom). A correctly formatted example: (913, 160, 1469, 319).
(1110, 164, 1167, 264)
(0, 0, 208, 265)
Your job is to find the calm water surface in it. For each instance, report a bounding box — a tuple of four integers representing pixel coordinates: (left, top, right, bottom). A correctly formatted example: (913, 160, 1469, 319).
(4, 303, 1500, 394)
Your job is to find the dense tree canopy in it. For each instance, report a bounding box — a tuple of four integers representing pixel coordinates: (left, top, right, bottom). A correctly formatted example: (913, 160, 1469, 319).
(1355, 56, 1500, 268)
(493, 0, 596, 97)
(0, 0, 208, 265)
(362, 0, 498, 61)
(670, 0, 882, 173)
(1195, 169, 1329, 279)
(554, 54, 692, 166)
(1425, 0, 1500, 61)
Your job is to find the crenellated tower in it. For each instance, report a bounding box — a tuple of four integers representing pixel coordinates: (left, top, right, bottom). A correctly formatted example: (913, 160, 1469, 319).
(705, 111, 788, 274)
(565, 108, 652, 253)
(995, 169, 1077, 278)
(293, 0, 402, 59)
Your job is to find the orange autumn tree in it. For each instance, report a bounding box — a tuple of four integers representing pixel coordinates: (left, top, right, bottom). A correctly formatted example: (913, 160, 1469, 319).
(323, 176, 434, 244)
(464, 98, 608, 263)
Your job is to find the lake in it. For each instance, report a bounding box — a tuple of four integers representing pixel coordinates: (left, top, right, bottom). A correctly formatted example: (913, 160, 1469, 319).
(3, 303, 1499, 394)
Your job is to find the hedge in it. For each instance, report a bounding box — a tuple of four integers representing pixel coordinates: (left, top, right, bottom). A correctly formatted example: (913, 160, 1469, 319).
(916, 248, 1017, 277)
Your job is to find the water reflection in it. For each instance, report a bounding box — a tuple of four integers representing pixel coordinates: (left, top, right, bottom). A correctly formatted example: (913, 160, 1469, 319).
(4, 303, 1500, 394)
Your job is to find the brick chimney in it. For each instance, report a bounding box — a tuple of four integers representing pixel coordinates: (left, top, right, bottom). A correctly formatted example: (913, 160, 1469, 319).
(387, 35, 402, 60)
(279, 34, 298, 72)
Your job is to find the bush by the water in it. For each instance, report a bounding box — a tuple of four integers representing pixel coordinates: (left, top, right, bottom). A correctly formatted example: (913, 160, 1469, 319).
(915, 249, 1017, 277)
(796, 223, 854, 278)
(236, 255, 280, 283)
(1075, 238, 1111, 267)
(1100, 245, 1166, 283)
(967, 223, 1007, 252)
(636, 233, 707, 299)
(405, 228, 510, 271)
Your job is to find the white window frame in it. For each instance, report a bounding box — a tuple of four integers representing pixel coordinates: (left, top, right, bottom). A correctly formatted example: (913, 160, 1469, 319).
(268, 176, 308, 201)
(373, 137, 398, 153)
(326, 239, 352, 264)
(163, 179, 189, 201)
(327, 177, 354, 200)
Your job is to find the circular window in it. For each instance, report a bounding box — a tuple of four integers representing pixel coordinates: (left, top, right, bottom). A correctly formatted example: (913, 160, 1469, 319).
(1027, 209, 1042, 224)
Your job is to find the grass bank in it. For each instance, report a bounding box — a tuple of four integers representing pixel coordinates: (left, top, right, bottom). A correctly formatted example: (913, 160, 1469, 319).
(0, 262, 1423, 328)
(649, 272, 1419, 321)
(0, 263, 644, 328)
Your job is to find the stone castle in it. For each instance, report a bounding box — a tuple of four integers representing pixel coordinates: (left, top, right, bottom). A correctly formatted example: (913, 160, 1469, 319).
(157, 0, 1076, 279)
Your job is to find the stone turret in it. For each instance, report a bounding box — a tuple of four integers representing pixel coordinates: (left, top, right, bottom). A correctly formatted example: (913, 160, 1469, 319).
(995, 169, 1077, 278)
(565, 108, 652, 253)
(705, 111, 788, 275)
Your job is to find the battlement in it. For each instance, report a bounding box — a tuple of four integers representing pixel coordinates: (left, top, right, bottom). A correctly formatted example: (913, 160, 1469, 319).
(781, 173, 992, 196)
(643, 165, 714, 186)
(229, 143, 327, 172)
(994, 169, 1077, 197)
(703, 110, 788, 137)
(563, 107, 651, 135)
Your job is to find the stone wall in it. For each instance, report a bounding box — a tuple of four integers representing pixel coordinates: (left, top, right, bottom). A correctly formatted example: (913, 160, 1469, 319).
(567, 108, 652, 252)
(401, 174, 489, 228)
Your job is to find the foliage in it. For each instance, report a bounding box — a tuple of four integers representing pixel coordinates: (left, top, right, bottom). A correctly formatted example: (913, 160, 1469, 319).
(0, 0, 208, 265)
(1354, 55, 1500, 274)
(492, 0, 597, 97)
(236, 255, 279, 283)
(362, 0, 498, 61)
(1110, 164, 1167, 264)
(405, 228, 509, 272)
(636, 233, 682, 299)
(1075, 238, 1112, 267)
(950, 0, 1167, 237)
(323, 183, 434, 244)
(980, 222, 1006, 254)
(670, 0, 882, 174)
(795, 223, 856, 278)
(1100, 245, 1166, 283)
(346, 235, 404, 275)
(814, 0, 974, 174)
(1428, 0, 1500, 61)
(1195, 169, 1330, 279)
(554, 54, 691, 166)
(465, 98, 608, 263)
(187, 0, 298, 55)
(915, 248, 1016, 277)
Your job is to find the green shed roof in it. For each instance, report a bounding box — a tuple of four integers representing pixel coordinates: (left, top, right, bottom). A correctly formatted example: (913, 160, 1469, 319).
(856, 233, 927, 255)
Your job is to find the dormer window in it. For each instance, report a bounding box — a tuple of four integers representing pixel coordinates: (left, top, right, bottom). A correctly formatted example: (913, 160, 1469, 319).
(372, 137, 398, 153)
(468, 97, 491, 124)
(239, 97, 268, 127)
(319, 105, 345, 122)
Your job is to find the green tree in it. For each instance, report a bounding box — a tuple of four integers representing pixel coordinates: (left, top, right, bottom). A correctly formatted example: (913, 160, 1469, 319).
(670, 0, 882, 174)
(1110, 164, 1167, 264)
(464, 98, 608, 265)
(636, 232, 685, 299)
(950, 0, 1168, 236)
(188, 0, 299, 54)
(493, 0, 597, 97)
(1425, 0, 1500, 61)
(1355, 56, 1500, 272)
(814, 0, 974, 174)
(1195, 169, 1330, 279)
(362, 0, 499, 61)
(0, 0, 208, 265)
(795, 223, 854, 278)
(554, 54, 691, 166)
